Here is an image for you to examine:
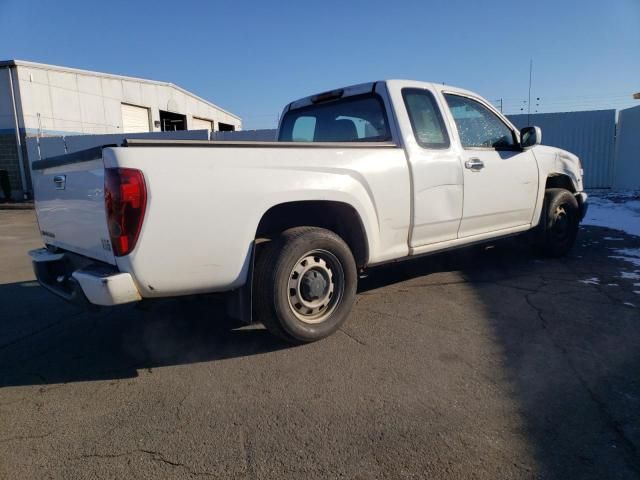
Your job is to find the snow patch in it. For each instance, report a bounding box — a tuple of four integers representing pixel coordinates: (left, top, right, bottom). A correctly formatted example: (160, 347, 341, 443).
(583, 192, 640, 237)
(604, 237, 624, 241)
(610, 256, 640, 268)
(609, 248, 640, 269)
(621, 272, 640, 280)
(579, 277, 600, 285)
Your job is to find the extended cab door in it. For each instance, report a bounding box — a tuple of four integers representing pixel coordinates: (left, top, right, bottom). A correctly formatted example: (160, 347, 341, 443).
(443, 93, 538, 238)
(388, 83, 464, 248)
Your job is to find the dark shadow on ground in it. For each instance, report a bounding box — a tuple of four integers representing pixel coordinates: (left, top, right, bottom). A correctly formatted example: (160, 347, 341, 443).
(0, 238, 495, 388)
(0, 239, 511, 389)
(0, 286, 287, 387)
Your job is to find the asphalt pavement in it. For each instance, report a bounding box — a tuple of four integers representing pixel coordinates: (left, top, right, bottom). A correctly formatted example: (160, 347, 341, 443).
(1, 210, 639, 479)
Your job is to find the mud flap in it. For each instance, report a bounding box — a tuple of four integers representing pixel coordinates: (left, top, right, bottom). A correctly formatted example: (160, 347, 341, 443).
(225, 242, 255, 325)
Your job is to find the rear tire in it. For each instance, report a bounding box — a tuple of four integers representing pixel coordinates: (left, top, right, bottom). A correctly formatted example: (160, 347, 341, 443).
(535, 188, 579, 257)
(254, 227, 357, 344)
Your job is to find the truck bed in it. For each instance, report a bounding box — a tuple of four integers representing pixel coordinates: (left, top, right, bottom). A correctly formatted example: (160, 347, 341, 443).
(31, 139, 410, 299)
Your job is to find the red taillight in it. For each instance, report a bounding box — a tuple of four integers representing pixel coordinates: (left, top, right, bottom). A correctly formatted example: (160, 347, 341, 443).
(104, 168, 147, 256)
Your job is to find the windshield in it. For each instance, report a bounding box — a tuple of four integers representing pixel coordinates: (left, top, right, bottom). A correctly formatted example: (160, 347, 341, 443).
(278, 94, 391, 142)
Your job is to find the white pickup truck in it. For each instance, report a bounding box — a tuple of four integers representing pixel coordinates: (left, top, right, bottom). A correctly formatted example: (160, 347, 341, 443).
(29, 80, 587, 343)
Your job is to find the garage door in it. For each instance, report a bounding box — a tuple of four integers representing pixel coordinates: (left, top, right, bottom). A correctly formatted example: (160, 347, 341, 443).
(192, 117, 213, 131)
(121, 104, 150, 133)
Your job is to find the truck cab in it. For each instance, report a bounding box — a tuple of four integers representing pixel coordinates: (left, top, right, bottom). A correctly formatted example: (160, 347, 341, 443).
(278, 80, 585, 253)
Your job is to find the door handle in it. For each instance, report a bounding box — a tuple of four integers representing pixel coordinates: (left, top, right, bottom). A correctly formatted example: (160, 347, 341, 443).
(53, 175, 66, 190)
(464, 158, 484, 171)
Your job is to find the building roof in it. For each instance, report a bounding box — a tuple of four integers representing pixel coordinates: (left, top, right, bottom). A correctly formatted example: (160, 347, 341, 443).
(0, 59, 240, 120)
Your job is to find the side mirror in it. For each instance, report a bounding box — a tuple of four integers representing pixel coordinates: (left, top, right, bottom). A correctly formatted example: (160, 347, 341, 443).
(520, 126, 542, 149)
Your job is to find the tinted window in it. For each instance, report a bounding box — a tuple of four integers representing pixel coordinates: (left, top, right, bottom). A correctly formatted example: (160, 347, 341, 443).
(444, 94, 515, 149)
(402, 89, 450, 149)
(279, 94, 391, 142)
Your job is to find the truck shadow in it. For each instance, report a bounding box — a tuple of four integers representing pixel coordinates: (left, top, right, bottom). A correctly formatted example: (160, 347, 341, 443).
(0, 236, 549, 388)
(0, 285, 286, 387)
(0, 242, 501, 388)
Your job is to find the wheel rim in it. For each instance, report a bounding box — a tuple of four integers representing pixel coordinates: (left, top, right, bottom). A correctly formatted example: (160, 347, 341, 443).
(551, 204, 572, 243)
(287, 249, 345, 324)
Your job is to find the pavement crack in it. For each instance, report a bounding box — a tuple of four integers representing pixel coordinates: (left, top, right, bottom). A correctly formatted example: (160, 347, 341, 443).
(81, 452, 131, 460)
(139, 449, 216, 477)
(175, 392, 188, 423)
(339, 328, 366, 346)
(0, 431, 54, 444)
(239, 429, 256, 480)
(81, 449, 216, 477)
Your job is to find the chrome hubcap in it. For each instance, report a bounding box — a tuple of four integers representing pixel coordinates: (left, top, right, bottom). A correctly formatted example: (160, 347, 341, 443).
(287, 249, 344, 324)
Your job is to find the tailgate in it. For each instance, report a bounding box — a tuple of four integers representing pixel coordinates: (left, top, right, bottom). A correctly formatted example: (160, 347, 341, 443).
(32, 147, 116, 265)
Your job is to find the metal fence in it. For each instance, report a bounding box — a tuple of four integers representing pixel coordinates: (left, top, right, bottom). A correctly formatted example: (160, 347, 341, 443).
(613, 105, 640, 190)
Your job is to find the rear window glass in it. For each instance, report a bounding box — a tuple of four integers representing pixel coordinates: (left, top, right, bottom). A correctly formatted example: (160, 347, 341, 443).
(278, 94, 391, 142)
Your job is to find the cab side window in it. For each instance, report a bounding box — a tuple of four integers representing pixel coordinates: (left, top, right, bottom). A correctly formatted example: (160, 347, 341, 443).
(402, 88, 450, 149)
(444, 94, 516, 149)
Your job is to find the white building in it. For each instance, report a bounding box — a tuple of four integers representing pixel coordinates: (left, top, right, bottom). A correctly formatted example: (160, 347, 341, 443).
(0, 60, 242, 199)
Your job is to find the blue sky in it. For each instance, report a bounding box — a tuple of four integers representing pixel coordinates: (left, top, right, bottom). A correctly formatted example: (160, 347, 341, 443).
(1, 0, 638, 129)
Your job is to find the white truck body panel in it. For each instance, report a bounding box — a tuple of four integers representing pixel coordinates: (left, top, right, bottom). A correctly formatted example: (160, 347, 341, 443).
(385, 80, 464, 247)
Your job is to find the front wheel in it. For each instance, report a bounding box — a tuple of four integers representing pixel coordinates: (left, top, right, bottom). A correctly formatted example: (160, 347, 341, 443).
(535, 188, 580, 257)
(254, 227, 357, 344)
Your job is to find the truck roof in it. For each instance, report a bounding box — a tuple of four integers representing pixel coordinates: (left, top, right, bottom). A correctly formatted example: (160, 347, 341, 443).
(285, 79, 478, 113)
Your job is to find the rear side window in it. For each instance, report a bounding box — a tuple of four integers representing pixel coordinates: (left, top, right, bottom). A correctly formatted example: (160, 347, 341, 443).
(279, 94, 391, 142)
(402, 88, 450, 149)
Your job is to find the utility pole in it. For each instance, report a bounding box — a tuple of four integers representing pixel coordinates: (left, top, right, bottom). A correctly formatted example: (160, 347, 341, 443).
(499, 98, 503, 113)
(527, 59, 533, 126)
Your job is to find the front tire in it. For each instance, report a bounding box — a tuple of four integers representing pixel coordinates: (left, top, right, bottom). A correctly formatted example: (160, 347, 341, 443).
(254, 227, 357, 344)
(535, 188, 580, 257)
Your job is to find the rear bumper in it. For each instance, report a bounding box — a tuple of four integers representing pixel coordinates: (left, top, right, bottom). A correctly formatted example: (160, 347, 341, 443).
(576, 192, 588, 221)
(29, 248, 141, 306)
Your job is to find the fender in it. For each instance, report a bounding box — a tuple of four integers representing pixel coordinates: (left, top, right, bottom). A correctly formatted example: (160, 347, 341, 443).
(531, 146, 584, 227)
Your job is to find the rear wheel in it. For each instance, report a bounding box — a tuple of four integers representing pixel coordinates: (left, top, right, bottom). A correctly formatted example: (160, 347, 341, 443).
(535, 188, 580, 257)
(254, 227, 357, 343)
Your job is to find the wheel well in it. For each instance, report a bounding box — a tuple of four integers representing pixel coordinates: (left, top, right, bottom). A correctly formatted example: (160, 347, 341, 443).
(545, 174, 575, 193)
(255, 201, 369, 268)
